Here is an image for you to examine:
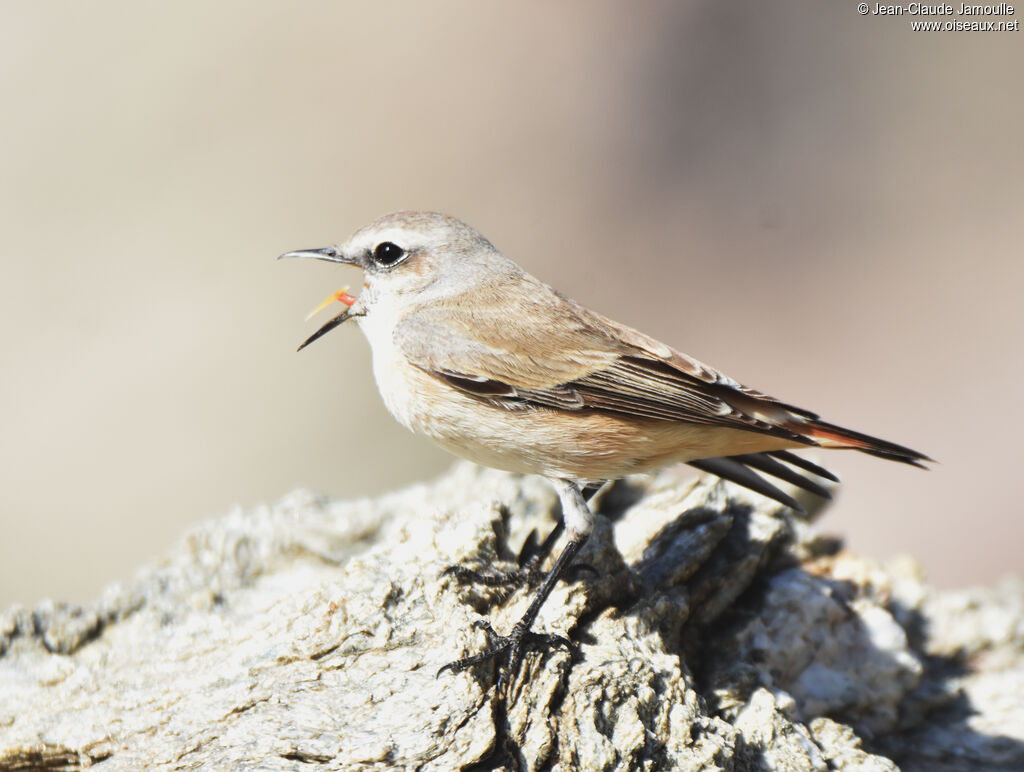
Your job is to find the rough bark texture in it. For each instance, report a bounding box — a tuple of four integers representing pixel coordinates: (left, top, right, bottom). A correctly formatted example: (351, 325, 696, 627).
(1, 463, 1022, 770)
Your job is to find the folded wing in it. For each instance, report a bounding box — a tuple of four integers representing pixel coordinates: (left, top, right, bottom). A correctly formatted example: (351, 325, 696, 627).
(395, 283, 819, 447)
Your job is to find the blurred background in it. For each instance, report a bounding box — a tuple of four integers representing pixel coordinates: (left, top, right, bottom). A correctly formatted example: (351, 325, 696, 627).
(2, 1, 1021, 607)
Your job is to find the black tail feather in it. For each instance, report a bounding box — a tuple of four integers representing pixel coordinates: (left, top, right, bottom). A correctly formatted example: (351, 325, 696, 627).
(689, 450, 842, 512)
(732, 453, 833, 500)
(805, 420, 933, 468)
(768, 450, 839, 482)
(688, 456, 805, 513)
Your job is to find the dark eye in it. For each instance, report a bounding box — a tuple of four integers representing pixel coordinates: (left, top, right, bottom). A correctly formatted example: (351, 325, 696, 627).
(372, 241, 406, 267)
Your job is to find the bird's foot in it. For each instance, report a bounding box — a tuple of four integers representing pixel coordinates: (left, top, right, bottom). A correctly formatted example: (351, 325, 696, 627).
(442, 551, 594, 599)
(441, 523, 564, 591)
(437, 619, 579, 700)
(441, 488, 591, 704)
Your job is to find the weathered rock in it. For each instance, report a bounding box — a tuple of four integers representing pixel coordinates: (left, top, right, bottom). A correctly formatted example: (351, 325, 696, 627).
(1, 463, 1021, 770)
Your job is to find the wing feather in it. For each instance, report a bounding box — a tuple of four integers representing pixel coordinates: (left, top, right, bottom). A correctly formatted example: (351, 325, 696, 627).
(394, 283, 814, 446)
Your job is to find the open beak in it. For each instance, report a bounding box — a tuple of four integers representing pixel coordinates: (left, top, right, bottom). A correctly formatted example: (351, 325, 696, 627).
(296, 307, 355, 352)
(279, 245, 361, 351)
(278, 246, 348, 263)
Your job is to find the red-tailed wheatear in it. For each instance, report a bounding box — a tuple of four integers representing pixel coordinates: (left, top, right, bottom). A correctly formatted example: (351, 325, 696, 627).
(282, 210, 929, 699)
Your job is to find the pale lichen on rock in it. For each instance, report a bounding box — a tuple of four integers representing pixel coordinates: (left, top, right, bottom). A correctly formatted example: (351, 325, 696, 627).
(1, 463, 1021, 770)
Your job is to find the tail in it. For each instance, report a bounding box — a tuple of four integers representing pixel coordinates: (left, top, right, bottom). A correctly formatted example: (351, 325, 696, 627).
(689, 415, 931, 512)
(798, 419, 932, 468)
(688, 423, 930, 513)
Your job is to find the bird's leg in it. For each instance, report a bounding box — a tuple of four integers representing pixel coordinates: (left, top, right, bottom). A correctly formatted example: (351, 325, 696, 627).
(443, 481, 607, 590)
(439, 479, 594, 701)
(515, 518, 565, 574)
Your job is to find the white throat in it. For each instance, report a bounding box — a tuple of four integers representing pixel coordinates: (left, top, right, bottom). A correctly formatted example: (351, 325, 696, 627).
(354, 289, 421, 431)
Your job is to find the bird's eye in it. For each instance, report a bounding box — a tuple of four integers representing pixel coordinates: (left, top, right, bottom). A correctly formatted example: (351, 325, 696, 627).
(372, 241, 406, 267)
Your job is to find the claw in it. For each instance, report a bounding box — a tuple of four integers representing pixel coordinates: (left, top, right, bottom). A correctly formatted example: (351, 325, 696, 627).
(438, 626, 578, 696)
(439, 530, 588, 703)
(471, 619, 497, 635)
(517, 529, 542, 566)
(436, 659, 463, 679)
(436, 619, 500, 679)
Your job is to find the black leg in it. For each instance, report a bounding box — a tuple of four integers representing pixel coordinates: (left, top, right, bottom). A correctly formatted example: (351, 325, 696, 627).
(438, 535, 586, 699)
(518, 518, 565, 570)
(439, 479, 597, 701)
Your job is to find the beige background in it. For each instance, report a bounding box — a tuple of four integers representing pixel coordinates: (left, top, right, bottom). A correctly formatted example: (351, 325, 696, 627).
(2, 1, 1021, 607)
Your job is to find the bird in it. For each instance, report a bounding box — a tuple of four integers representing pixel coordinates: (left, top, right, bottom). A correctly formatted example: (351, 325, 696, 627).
(280, 210, 929, 699)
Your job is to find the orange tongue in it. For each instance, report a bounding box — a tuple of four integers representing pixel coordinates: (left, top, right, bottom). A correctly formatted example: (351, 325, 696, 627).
(305, 286, 357, 321)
